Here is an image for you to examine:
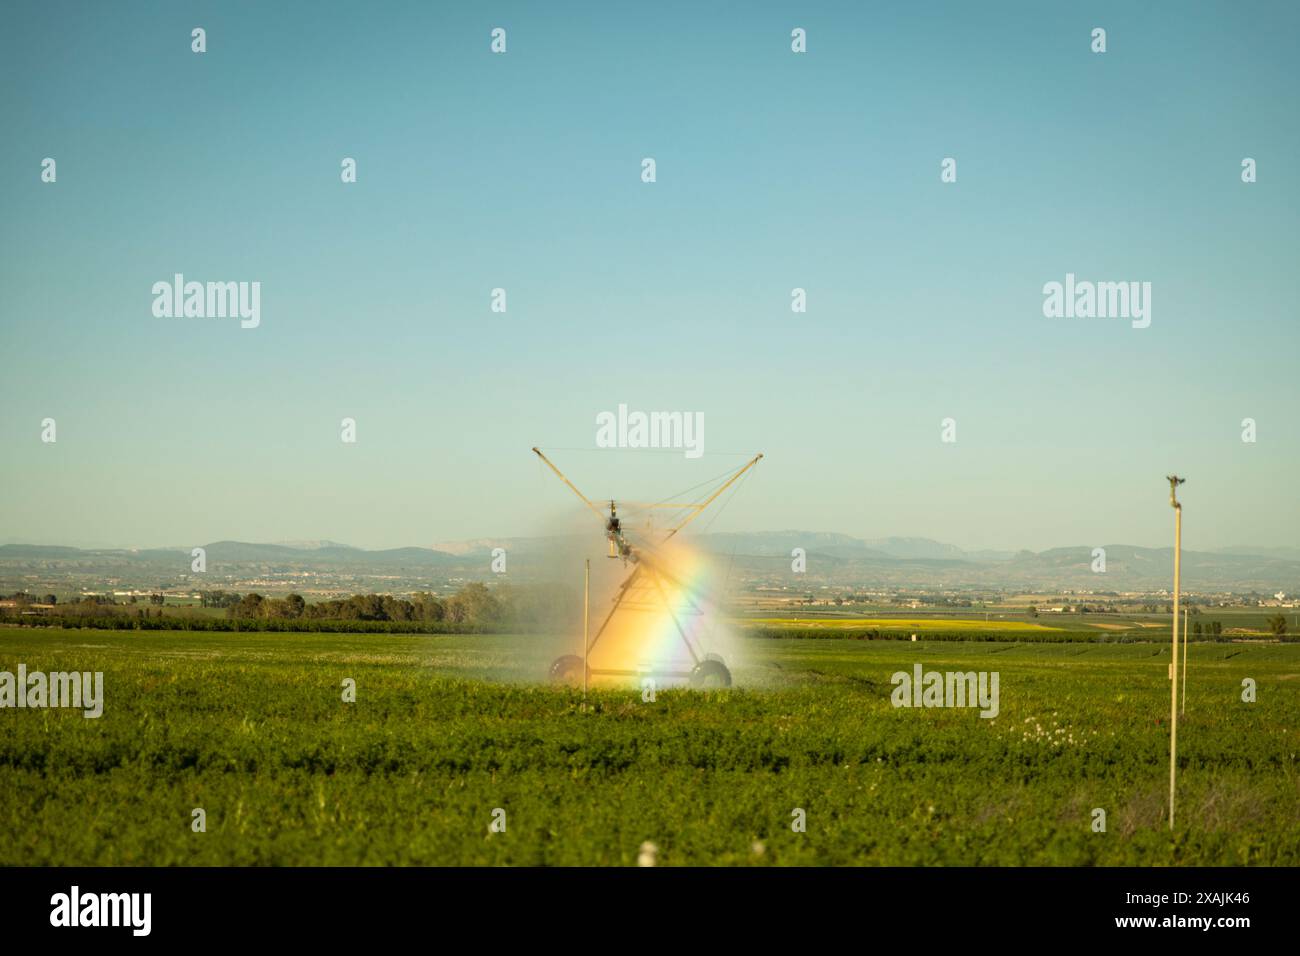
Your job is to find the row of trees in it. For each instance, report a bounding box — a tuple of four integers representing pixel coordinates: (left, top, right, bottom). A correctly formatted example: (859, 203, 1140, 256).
(1, 583, 577, 634)
(222, 584, 506, 626)
(3, 591, 58, 605)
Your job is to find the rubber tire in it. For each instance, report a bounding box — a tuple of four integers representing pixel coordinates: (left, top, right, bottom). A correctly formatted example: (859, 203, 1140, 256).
(549, 655, 589, 686)
(689, 657, 732, 688)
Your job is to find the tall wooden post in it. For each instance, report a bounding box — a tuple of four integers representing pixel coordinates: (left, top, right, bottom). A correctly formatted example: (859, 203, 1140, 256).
(1167, 476, 1184, 830)
(583, 559, 590, 706)
(1182, 605, 1189, 715)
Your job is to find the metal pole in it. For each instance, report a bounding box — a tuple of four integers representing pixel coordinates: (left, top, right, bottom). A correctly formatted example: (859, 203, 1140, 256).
(1182, 605, 1188, 715)
(1168, 476, 1183, 830)
(583, 559, 590, 707)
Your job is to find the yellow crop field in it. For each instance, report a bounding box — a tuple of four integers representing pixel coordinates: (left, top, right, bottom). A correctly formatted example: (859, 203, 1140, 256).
(741, 618, 1062, 632)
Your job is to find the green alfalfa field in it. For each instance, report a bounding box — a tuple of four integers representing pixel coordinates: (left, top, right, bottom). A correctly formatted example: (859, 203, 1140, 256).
(1, 626, 1297, 866)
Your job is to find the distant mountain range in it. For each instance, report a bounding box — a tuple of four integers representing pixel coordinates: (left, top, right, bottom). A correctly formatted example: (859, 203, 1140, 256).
(2, 534, 1298, 593)
(681, 533, 1299, 590)
(0, 540, 463, 567)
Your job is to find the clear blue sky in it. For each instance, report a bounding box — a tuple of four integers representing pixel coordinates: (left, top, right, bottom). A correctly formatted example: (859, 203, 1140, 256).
(1, 1, 1296, 552)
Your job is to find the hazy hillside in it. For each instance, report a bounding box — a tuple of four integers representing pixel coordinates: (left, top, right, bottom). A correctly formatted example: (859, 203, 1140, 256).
(2, 534, 1297, 593)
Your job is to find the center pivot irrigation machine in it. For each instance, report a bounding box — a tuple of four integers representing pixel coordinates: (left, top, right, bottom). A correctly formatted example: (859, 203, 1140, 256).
(532, 448, 763, 689)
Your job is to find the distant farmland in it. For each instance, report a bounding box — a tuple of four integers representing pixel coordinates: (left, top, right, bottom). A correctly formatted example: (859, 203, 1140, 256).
(742, 617, 1062, 632)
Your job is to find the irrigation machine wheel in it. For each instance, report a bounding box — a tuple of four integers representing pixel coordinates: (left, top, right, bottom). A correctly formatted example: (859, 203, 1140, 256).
(689, 657, 732, 689)
(549, 654, 590, 687)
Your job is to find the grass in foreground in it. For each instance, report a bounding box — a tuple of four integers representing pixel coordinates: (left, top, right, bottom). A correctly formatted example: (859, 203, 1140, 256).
(0, 627, 1297, 865)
